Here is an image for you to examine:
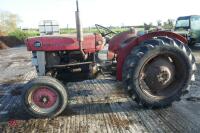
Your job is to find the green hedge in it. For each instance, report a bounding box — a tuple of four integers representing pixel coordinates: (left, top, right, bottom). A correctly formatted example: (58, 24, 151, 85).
(8, 29, 39, 41)
(60, 27, 129, 34)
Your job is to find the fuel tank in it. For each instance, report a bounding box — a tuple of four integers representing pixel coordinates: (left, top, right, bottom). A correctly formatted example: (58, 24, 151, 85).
(107, 29, 137, 60)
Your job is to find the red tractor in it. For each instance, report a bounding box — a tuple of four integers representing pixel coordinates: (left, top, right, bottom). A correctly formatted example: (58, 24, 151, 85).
(23, 1, 196, 118)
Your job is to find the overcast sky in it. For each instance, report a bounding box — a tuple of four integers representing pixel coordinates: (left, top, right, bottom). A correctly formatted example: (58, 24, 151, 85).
(0, 0, 200, 28)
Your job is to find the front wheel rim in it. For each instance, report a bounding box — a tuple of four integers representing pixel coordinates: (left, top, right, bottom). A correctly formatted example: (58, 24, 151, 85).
(27, 86, 60, 114)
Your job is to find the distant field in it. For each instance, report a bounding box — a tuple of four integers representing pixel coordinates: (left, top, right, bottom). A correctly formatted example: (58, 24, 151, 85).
(16, 27, 145, 37)
(60, 27, 126, 34)
(60, 27, 144, 34)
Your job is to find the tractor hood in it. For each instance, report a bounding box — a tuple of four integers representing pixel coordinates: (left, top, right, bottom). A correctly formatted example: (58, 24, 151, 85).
(173, 30, 189, 37)
(25, 34, 104, 52)
(174, 29, 200, 43)
(25, 35, 78, 51)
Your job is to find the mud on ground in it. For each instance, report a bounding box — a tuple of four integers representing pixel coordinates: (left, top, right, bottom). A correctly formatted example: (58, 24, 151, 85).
(0, 47, 200, 133)
(0, 36, 24, 50)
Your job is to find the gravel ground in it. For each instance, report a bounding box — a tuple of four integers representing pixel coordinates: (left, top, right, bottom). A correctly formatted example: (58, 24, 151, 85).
(0, 47, 200, 133)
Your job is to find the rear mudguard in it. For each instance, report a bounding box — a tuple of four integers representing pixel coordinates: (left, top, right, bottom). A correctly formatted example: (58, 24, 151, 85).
(115, 31, 188, 81)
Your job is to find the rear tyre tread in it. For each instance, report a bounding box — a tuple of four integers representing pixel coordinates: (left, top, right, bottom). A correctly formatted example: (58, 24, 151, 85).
(122, 36, 196, 108)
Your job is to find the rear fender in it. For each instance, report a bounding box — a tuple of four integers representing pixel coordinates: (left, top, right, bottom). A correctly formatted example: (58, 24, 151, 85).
(116, 31, 188, 81)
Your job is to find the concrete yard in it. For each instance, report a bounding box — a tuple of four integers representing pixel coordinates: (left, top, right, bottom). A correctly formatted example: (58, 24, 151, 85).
(0, 47, 200, 133)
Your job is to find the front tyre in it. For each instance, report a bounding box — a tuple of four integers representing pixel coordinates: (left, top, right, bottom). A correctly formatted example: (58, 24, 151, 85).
(22, 76, 68, 118)
(123, 36, 196, 108)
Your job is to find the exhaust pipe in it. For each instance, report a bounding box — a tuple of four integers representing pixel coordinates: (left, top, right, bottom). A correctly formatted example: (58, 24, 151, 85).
(75, 0, 87, 59)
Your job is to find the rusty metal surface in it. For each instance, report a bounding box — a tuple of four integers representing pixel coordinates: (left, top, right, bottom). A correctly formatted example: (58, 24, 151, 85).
(0, 47, 200, 133)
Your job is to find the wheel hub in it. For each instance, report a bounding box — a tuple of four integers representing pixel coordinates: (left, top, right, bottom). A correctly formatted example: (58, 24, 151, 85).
(32, 87, 58, 109)
(40, 96, 49, 104)
(143, 57, 175, 92)
(157, 66, 172, 85)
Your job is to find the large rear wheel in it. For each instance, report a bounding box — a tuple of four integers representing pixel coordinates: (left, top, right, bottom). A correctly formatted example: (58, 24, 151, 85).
(122, 36, 196, 108)
(22, 76, 68, 118)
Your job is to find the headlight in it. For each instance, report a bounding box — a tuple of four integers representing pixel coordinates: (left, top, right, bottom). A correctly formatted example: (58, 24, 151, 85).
(34, 41, 42, 47)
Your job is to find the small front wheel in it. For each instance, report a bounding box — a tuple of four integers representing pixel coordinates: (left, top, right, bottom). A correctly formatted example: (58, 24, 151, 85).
(23, 76, 68, 118)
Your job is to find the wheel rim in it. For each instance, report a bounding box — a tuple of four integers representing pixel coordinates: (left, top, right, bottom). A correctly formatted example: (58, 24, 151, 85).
(27, 86, 59, 114)
(139, 52, 188, 99)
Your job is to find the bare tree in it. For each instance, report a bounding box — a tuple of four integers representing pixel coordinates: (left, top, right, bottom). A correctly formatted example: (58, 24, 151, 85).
(144, 23, 153, 31)
(157, 20, 162, 26)
(0, 11, 21, 35)
(163, 19, 175, 30)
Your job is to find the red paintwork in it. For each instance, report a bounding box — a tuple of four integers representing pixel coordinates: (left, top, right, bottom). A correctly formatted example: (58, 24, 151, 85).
(32, 87, 58, 108)
(108, 30, 137, 53)
(25, 34, 104, 53)
(8, 120, 18, 127)
(114, 31, 188, 81)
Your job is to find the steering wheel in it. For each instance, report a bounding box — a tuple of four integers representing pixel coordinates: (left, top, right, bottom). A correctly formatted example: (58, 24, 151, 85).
(95, 24, 117, 37)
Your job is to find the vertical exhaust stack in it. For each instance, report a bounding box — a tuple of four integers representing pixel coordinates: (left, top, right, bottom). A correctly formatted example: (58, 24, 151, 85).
(75, 0, 86, 59)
